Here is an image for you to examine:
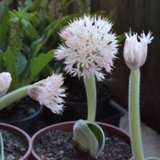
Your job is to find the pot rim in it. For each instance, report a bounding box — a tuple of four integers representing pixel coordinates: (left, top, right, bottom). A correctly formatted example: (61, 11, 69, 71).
(12, 104, 43, 123)
(32, 121, 131, 160)
(0, 122, 32, 160)
(0, 103, 43, 123)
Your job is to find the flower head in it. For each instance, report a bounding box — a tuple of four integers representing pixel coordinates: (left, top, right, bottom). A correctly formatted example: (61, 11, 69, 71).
(123, 31, 153, 70)
(28, 73, 66, 114)
(0, 72, 12, 97)
(55, 15, 118, 80)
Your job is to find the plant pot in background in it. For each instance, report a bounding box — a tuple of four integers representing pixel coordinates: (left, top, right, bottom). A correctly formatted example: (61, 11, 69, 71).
(0, 123, 32, 160)
(32, 121, 132, 160)
(0, 97, 43, 135)
(42, 76, 124, 127)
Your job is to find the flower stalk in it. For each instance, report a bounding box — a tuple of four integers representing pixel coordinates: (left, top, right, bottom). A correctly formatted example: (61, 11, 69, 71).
(0, 85, 31, 110)
(84, 75, 96, 122)
(129, 69, 144, 160)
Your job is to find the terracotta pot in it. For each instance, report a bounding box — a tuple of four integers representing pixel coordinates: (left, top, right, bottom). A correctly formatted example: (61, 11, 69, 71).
(0, 122, 32, 160)
(32, 121, 132, 160)
(129, 157, 160, 160)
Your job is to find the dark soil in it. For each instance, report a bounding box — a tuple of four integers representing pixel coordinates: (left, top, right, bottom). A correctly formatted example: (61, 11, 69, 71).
(0, 129, 28, 160)
(34, 130, 132, 160)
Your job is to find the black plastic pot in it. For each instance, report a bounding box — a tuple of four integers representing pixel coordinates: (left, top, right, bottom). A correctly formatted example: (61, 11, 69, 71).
(42, 76, 125, 127)
(0, 97, 43, 135)
(42, 99, 124, 127)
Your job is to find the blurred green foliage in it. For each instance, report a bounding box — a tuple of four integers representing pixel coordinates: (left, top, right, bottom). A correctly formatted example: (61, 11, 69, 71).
(0, 0, 90, 90)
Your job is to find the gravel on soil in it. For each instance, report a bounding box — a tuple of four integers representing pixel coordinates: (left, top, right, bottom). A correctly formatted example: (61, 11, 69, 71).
(0, 129, 27, 160)
(34, 130, 132, 160)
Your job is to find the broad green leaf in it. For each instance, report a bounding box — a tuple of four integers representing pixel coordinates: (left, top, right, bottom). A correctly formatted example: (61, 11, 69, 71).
(29, 51, 54, 82)
(88, 122, 105, 154)
(3, 47, 17, 88)
(73, 120, 105, 158)
(16, 54, 27, 76)
(73, 120, 99, 157)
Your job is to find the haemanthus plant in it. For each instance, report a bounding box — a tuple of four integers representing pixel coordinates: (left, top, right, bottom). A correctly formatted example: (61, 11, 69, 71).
(55, 15, 118, 158)
(123, 31, 160, 160)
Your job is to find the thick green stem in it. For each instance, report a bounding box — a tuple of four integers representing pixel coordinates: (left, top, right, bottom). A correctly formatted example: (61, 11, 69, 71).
(0, 85, 31, 110)
(129, 69, 144, 160)
(84, 75, 96, 122)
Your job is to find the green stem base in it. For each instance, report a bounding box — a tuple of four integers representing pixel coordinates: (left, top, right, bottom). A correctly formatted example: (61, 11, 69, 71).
(129, 69, 144, 160)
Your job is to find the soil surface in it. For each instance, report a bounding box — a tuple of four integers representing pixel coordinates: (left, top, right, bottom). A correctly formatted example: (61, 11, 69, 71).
(34, 130, 132, 160)
(0, 129, 28, 160)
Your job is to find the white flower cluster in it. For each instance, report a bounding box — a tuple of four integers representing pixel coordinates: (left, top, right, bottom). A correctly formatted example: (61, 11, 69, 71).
(124, 31, 153, 70)
(0, 72, 12, 97)
(28, 73, 66, 114)
(55, 16, 118, 80)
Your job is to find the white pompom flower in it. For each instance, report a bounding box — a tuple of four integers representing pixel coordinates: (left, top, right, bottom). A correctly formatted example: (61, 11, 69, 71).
(28, 73, 66, 114)
(0, 72, 12, 97)
(55, 15, 118, 80)
(124, 31, 153, 70)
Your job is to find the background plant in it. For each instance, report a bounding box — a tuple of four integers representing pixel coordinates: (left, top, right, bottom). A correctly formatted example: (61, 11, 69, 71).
(0, 0, 90, 91)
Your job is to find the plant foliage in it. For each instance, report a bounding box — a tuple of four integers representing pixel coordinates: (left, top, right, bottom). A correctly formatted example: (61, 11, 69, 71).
(0, 0, 88, 90)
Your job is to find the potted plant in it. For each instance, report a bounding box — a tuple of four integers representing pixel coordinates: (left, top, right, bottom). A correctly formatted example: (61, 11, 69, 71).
(0, 0, 94, 133)
(0, 0, 77, 133)
(0, 70, 66, 134)
(32, 15, 132, 160)
(123, 31, 160, 160)
(0, 122, 32, 160)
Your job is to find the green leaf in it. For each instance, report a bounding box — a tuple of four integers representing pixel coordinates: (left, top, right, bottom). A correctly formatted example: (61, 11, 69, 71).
(73, 120, 99, 157)
(31, 15, 74, 56)
(73, 120, 105, 158)
(0, 0, 10, 49)
(29, 51, 54, 82)
(88, 122, 105, 155)
(16, 54, 27, 76)
(3, 47, 17, 88)
(0, 132, 4, 160)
